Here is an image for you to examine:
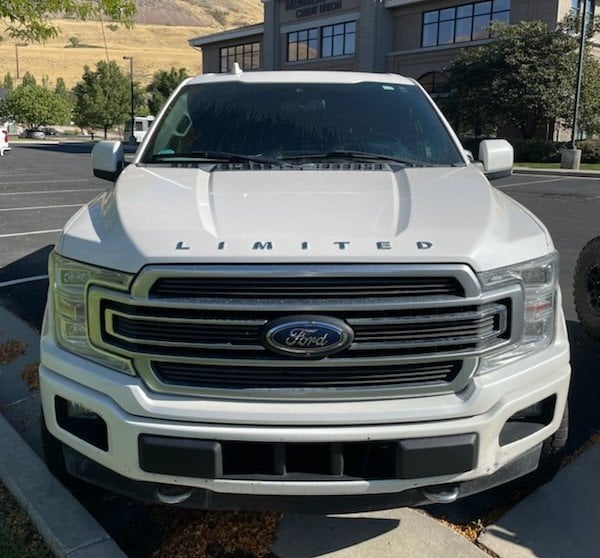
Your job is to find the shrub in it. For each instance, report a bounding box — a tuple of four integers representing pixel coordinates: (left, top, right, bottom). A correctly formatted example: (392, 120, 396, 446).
(511, 139, 562, 163)
(576, 139, 600, 163)
(458, 138, 562, 163)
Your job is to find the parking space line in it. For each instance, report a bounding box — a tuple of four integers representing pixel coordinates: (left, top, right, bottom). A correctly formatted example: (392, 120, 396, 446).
(0, 275, 48, 288)
(495, 178, 564, 188)
(0, 188, 105, 196)
(0, 204, 83, 212)
(0, 229, 61, 238)
(0, 179, 89, 185)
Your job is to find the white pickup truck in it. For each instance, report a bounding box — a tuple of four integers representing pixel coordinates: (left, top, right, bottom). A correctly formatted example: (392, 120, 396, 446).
(40, 70, 570, 512)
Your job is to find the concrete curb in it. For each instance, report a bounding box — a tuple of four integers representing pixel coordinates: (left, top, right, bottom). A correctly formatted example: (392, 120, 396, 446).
(0, 307, 126, 557)
(514, 167, 600, 178)
(0, 412, 126, 558)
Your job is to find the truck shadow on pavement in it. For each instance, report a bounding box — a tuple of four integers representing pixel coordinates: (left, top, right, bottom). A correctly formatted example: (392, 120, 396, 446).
(0, 245, 52, 330)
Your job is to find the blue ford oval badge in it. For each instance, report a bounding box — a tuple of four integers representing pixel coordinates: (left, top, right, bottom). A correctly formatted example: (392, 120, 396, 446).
(262, 315, 354, 357)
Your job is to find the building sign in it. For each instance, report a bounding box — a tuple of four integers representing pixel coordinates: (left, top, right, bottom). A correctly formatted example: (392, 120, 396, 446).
(286, 0, 343, 19)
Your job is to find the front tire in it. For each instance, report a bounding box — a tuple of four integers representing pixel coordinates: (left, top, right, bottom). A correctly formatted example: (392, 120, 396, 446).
(534, 403, 569, 484)
(574, 237, 600, 340)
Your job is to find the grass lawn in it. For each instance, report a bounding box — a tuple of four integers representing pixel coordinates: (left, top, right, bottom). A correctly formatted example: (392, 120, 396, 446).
(0, 481, 52, 558)
(515, 162, 600, 171)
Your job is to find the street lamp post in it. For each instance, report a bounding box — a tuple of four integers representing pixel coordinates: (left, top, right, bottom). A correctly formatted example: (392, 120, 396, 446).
(15, 43, 28, 80)
(561, 0, 587, 169)
(123, 56, 136, 144)
(571, 0, 587, 150)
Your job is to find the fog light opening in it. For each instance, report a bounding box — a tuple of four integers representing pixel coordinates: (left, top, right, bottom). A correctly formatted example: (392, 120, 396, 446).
(499, 395, 556, 447)
(55, 396, 109, 451)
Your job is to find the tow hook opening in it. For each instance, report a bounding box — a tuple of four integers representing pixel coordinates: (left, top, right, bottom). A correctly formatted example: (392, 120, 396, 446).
(423, 485, 460, 504)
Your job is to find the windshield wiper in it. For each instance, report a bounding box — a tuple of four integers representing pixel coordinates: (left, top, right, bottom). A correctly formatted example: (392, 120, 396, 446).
(280, 150, 429, 167)
(145, 151, 287, 166)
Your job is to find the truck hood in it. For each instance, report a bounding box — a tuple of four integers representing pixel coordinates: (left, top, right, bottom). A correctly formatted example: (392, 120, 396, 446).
(58, 164, 552, 273)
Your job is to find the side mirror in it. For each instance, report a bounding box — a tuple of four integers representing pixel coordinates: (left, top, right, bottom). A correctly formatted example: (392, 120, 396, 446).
(478, 139, 513, 179)
(92, 141, 125, 182)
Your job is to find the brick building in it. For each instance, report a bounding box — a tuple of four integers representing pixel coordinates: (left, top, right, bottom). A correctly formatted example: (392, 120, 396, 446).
(189, 0, 594, 93)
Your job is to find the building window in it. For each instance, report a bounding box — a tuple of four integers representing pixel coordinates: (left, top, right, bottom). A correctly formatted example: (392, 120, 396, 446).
(321, 21, 356, 57)
(220, 42, 261, 73)
(286, 21, 357, 62)
(287, 28, 318, 62)
(422, 0, 510, 48)
(571, 0, 596, 15)
(418, 72, 448, 95)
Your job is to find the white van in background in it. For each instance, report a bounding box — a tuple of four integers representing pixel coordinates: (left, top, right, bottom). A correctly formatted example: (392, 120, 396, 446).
(0, 127, 10, 156)
(124, 116, 155, 143)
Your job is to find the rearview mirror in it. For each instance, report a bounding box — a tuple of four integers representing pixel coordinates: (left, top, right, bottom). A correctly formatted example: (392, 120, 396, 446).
(92, 141, 125, 182)
(478, 139, 513, 179)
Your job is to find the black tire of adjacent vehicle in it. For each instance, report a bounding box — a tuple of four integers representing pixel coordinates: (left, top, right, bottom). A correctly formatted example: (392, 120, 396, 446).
(574, 236, 600, 340)
(534, 403, 569, 484)
(40, 411, 70, 483)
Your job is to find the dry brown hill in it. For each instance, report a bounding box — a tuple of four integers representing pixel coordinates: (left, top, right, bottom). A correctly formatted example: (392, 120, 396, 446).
(0, 0, 263, 88)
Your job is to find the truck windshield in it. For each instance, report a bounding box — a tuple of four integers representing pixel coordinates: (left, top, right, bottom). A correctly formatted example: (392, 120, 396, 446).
(141, 81, 464, 167)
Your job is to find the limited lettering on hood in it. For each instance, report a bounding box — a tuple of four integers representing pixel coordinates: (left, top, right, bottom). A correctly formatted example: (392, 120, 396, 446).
(175, 241, 434, 251)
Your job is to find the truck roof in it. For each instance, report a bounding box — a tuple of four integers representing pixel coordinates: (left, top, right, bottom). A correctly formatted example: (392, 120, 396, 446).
(185, 70, 416, 87)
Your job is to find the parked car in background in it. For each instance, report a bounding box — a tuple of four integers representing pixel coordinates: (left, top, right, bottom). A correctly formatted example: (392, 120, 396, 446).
(23, 129, 46, 139)
(0, 127, 10, 156)
(43, 127, 59, 136)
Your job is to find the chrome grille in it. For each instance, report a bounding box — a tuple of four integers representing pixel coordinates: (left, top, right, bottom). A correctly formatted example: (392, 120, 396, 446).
(104, 301, 508, 358)
(87, 264, 522, 400)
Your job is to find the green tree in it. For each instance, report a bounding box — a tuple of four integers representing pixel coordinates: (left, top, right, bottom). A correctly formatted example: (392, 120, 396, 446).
(21, 71, 36, 87)
(1, 1, 135, 42)
(443, 21, 578, 139)
(68, 36, 80, 48)
(55, 77, 67, 97)
(146, 67, 189, 115)
(3, 85, 71, 128)
(3, 73, 14, 91)
(579, 55, 600, 136)
(72, 60, 144, 139)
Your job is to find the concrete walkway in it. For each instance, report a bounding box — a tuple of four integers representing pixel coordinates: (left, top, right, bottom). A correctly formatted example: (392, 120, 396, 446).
(514, 166, 600, 178)
(2, 305, 599, 558)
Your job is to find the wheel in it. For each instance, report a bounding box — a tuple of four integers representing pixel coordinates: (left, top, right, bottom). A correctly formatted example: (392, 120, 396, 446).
(40, 410, 70, 483)
(574, 237, 600, 340)
(533, 403, 569, 484)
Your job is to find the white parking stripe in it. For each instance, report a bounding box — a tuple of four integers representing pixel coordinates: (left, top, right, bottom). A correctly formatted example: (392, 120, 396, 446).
(495, 178, 564, 188)
(0, 229, 61, 238)
(0, 179, 89, 185)
(0, 275, 49, 288)
(0, 204, 83, 212)
(0, 188, 104, 196)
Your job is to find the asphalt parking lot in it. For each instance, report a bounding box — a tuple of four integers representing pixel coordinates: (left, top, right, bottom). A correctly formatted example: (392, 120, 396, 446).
(0, 143, 110, 326)
(1, 143, 600, 552)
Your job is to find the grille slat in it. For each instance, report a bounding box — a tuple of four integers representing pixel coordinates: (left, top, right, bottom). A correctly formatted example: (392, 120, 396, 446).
(106, 305, 506, 356)
(153, 361, 461, 389)
(150, 276, 464, 299)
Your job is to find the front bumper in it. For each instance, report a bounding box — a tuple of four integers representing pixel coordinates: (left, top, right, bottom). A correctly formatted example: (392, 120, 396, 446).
(39, 315, 571, 509)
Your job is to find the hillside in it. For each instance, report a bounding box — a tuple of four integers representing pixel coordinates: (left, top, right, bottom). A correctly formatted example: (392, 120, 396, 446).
(0, 0, 263, 89)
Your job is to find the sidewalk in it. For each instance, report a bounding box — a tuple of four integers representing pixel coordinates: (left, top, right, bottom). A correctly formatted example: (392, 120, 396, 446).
(0, 307, 126, 558)
(2, 305, 599, 558)
(514, 166, 600, 178)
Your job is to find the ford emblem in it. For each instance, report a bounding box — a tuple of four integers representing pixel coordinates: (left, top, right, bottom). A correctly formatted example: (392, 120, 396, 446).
(262, 315, 354, 357)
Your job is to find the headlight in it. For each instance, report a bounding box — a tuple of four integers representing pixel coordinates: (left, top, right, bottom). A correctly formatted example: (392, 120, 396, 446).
(49, 252, 135, 374)
(478, 253, 558, 372)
